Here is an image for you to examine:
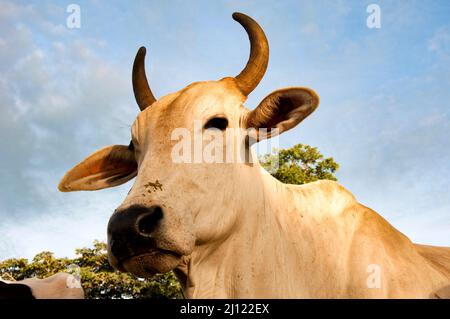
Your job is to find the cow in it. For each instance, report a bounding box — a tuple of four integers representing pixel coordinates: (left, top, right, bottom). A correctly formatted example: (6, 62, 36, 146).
(57, 12, 450, 298)
(0, 273, 84, 299)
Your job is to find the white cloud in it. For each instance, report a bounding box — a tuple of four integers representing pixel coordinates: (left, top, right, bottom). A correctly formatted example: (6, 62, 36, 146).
(428, 26, 450, 54)
(0, 1, 137, 259)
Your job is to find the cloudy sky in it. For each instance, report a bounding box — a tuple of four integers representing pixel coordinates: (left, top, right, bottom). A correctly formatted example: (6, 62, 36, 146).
(0, 0, 449, 260)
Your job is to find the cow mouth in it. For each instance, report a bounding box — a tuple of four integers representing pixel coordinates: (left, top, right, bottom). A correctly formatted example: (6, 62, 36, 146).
(119, 249, 183, 278)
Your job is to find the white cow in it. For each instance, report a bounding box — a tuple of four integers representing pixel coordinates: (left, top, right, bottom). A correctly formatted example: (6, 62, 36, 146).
(0, 273, 84, 299)
(58, 13, 450, 298)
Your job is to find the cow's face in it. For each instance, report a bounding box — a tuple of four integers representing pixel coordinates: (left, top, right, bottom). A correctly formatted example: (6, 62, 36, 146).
(58, 13, 319, 277)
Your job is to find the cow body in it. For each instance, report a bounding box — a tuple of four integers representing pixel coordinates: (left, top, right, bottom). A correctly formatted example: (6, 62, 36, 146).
(58, 12, 450, 298)
(175, 174, 450, 298)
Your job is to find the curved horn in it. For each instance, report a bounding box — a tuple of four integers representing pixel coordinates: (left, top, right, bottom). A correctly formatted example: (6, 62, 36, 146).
(232, 12, 269, 96)
(132, 47, 157, 111)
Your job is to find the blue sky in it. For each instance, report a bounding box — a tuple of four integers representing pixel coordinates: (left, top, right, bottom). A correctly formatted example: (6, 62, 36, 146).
(0, 0, 449, 259)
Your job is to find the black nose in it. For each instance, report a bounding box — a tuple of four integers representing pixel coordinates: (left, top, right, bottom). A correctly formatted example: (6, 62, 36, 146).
(107, 205, 163, 261)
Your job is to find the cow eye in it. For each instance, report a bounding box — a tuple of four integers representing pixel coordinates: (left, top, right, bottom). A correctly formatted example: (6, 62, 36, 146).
(204, 117, 228, 130)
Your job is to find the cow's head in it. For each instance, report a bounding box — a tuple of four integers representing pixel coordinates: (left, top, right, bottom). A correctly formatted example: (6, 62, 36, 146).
(58, 13, 319, 278)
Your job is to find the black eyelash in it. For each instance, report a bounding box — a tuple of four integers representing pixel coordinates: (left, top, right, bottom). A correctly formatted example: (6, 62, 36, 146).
(204, 117, 228, 130)
(128, 141, 135, 151)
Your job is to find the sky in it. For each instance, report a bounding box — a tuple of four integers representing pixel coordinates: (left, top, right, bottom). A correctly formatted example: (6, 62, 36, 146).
(0, 0, 449, 260)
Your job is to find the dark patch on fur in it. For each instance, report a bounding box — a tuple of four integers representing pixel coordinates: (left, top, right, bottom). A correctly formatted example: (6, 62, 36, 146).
(144, 180, 163, 193)
(0, 281, 35, 299)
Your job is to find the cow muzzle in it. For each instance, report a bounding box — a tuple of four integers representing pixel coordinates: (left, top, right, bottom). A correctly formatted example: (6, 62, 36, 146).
(107, 204, 185, 277)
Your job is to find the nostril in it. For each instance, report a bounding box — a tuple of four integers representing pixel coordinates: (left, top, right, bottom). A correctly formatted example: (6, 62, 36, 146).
(137, 206, 163, 237)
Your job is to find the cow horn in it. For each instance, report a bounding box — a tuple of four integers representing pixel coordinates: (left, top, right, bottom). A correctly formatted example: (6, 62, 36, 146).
(232, 12, 269, 96)
(132, 47, 157, 111)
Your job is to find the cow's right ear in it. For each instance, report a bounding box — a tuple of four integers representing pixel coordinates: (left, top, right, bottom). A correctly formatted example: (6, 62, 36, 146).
(58, 145, 137, 192)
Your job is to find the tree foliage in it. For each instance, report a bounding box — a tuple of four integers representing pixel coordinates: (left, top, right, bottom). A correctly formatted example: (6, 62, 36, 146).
(0, 144, 338, 298)
(260, 143, 339, 185)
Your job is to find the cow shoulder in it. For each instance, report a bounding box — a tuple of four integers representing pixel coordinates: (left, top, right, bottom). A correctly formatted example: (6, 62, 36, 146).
(290, 180, 413, 248)
(286, 179, 357, 219)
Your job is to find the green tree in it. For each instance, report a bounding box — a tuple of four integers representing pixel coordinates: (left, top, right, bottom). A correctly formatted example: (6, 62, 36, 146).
(0, 241, 182, 299)
(260, 143, 339, 184)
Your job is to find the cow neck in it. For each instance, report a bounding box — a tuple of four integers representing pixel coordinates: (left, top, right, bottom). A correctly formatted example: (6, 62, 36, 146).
(179, 165, 314, 298)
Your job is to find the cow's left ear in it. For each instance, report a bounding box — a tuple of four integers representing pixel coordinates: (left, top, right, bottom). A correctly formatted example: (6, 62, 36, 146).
(245, 87, 319, 141)
(58, 145, 137, 192)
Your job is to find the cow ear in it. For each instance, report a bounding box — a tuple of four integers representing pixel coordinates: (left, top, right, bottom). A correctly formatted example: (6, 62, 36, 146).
(245, 87, 319, 141)
(58, 145, 137, 192)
